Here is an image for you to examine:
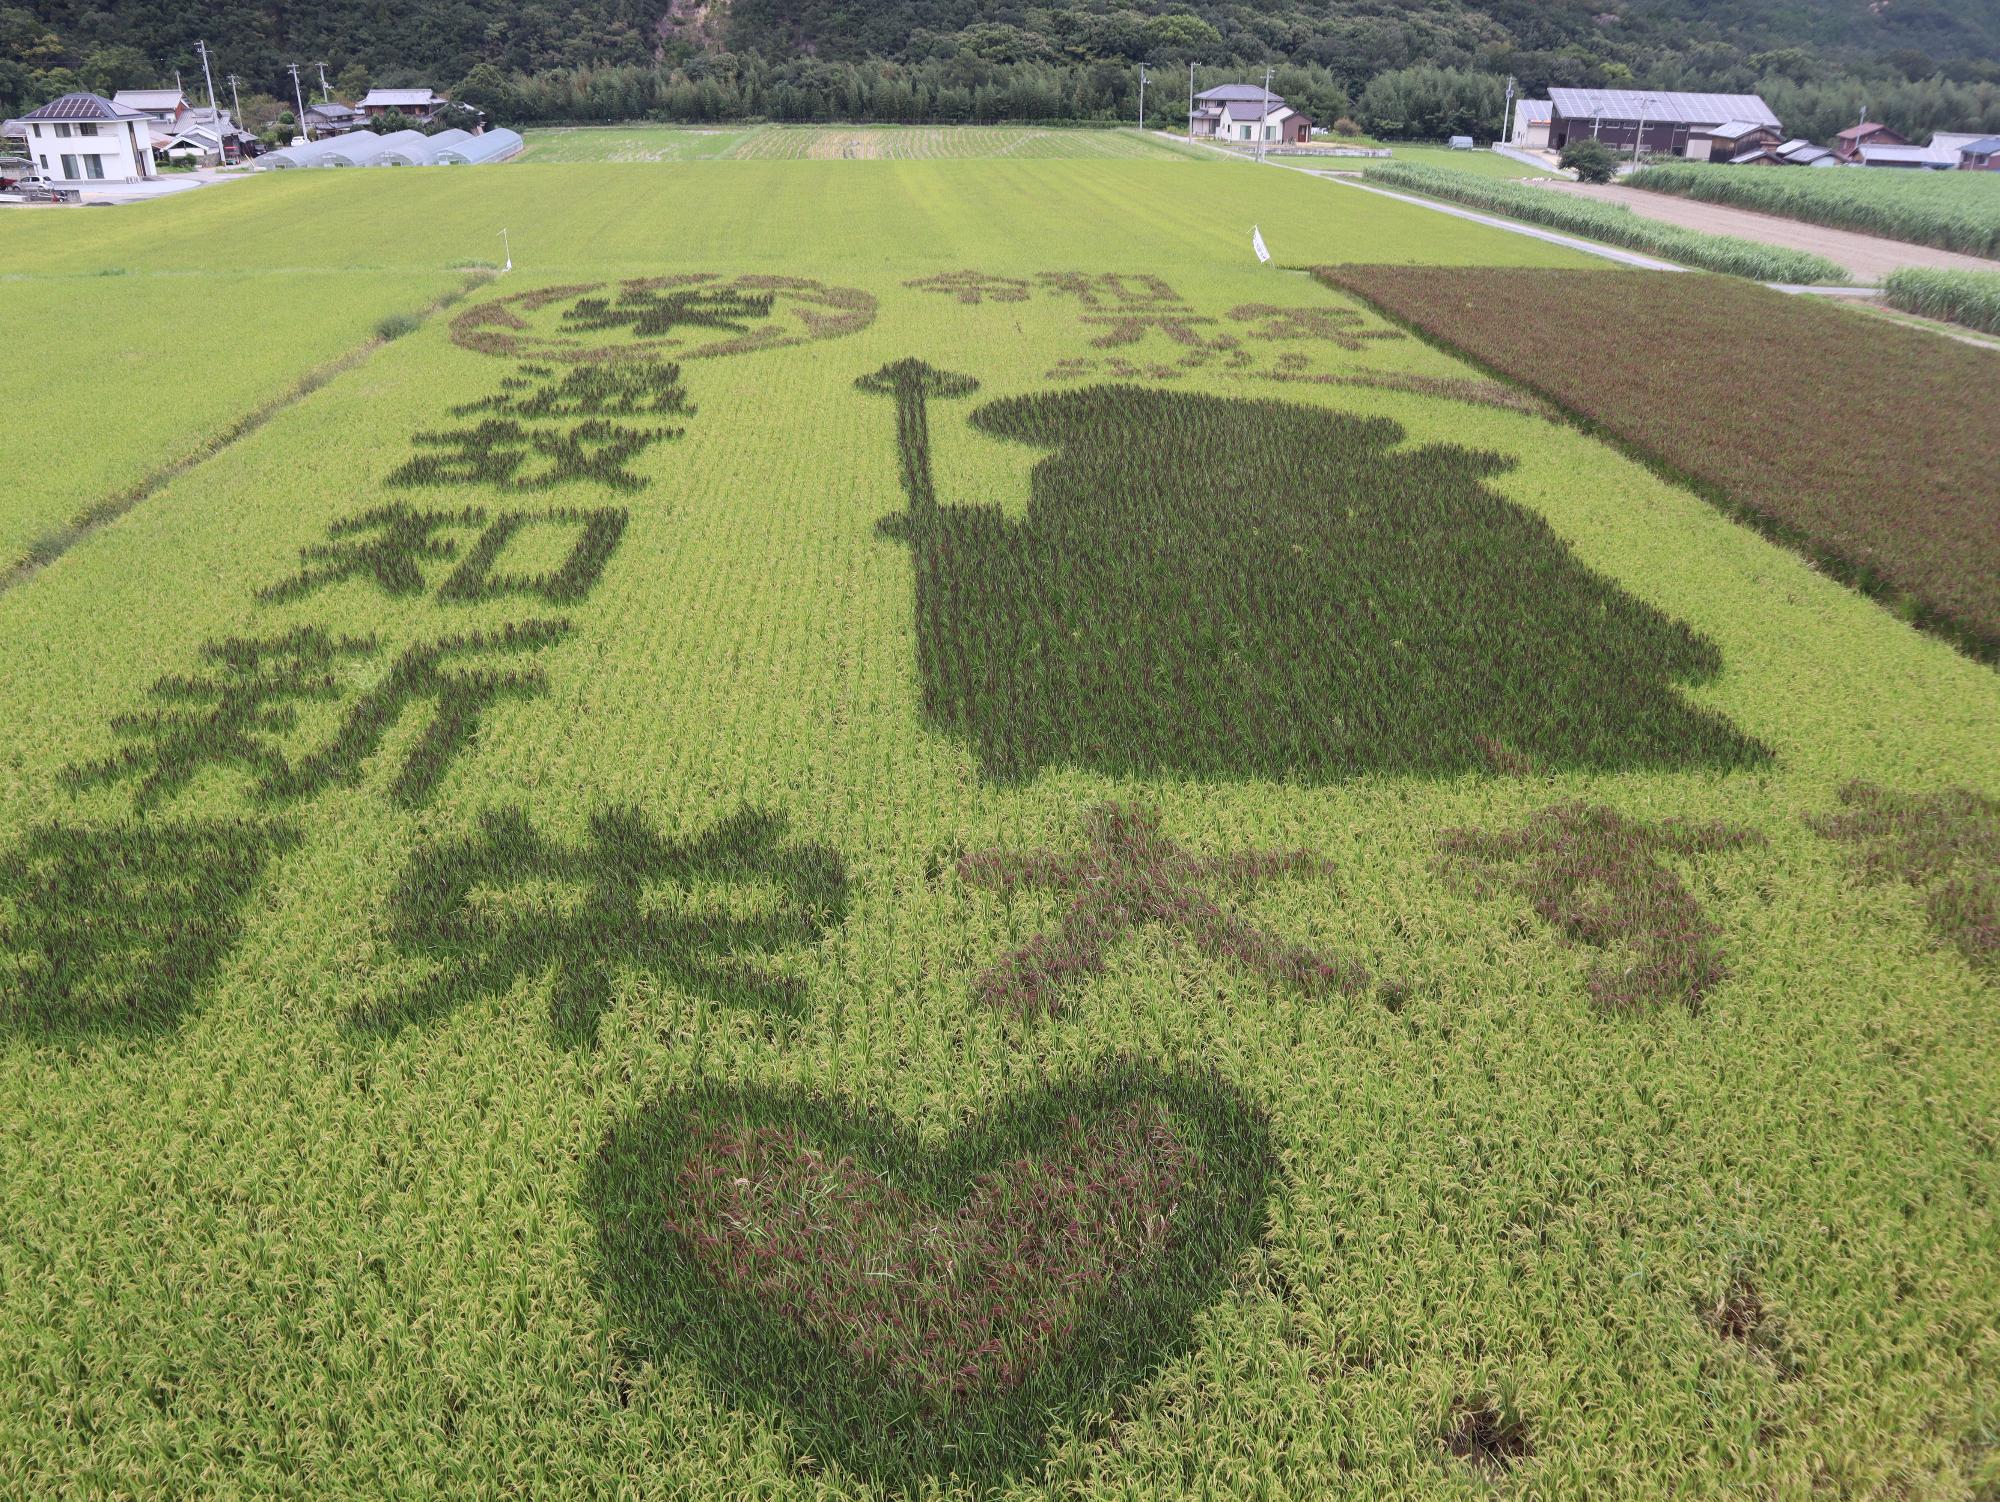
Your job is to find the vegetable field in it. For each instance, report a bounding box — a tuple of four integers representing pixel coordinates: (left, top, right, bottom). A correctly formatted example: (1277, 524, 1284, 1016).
(2, 159, 1998, 1502)
(1629, 161, 2000, 259)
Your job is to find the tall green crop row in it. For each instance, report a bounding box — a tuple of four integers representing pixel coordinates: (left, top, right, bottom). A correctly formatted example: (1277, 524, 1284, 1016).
(1630, 161, 2000, 258)
(1884, 266, 2000, 334)
(1362, 162, 1852, 283)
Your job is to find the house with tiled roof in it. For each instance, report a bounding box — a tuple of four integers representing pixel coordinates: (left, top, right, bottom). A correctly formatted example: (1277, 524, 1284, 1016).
(1189, 85, 1311, 145)
(1832, 121, 1906, 161)
(4, 92, 156, 183)
(358, 88, 447, 122)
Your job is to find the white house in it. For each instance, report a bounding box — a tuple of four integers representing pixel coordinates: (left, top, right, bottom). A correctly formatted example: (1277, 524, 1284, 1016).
(1188, 85, 1312, 144)
(7, 92, 156, 183)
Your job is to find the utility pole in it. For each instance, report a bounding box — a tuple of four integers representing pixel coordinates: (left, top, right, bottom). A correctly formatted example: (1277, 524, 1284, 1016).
(226, 73, 242, 127)
(314, 62, 332, 102)
(1632, 94, 1654, 166)
(1501, 75, 1515, 146)
(1188, 61, 1196, 139)
(1138, 64, 1148, 131)
(1258, 64, 1273, 162)
(194, 39, 224, 162)
(287, 63, 312, 141)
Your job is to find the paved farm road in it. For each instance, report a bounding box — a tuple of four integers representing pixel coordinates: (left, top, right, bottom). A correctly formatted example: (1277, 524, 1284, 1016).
(1534, 180, 2000, 281)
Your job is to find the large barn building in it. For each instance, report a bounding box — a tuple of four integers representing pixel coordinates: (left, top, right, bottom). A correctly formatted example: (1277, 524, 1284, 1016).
(1542, 89, 1781, 160)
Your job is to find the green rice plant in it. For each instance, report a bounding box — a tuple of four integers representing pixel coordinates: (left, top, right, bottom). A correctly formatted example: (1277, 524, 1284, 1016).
(1322, 265, 2000, 659)
(1437, 802, 1765, 1014)
(1629, 162, 2000, 258)
(2, 162, 1998, 1500)
(1808, 783, 1997, 976)
(585, 1058, 1276, 1492)
(1883, 266, 2000, 336)
(954, 802, 1369, 1017)
(362, 804, 848, 1048)
(1362, 162, 1851, 283)
(865, 366, 1766, 782)
(0, 820, 298, 1038)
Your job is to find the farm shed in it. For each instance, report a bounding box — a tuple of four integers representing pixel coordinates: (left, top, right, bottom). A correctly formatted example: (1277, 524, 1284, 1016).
(1959, 136, 2000, 170)
(435, 128, 523, 164)
(1857, 142, 1962, 169)
(1692, 120, 1783, 161)
(1547, 89, 1779, 160)
(1511, 99, 1552, 150)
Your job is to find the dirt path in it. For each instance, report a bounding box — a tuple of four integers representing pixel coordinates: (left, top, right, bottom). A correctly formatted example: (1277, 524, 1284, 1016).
(1536, 180, 2000, 281)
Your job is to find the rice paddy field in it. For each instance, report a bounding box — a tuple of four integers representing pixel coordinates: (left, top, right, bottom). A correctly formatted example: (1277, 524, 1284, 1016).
(1, 153, 1997, 1502)
(521, 124, 1204, 161)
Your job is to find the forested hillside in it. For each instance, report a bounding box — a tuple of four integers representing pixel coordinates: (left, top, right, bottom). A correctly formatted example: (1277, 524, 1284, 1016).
(6, 0, 1998, 137)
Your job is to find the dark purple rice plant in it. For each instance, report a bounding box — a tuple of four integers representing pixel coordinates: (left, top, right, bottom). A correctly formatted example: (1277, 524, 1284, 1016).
(956, 802, 1367, 1018)
(1437, 802, 1765, 1014)
(1808, 782, 1997, 976)
(363, 803, 847, 1048)
(585, 1058, 1275, 1490)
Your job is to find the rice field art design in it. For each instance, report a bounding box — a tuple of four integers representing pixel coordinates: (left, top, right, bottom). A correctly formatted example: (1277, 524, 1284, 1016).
(586, 1058, 1277, 1492)
(451, 274, 877, 365)
(862, 361, 1768, 783)
(359, 804, 849, 1049)
(1437, 802, 1766, 1015)
(955, 801, 1370, 1018)
(0, 819, 299, 1039)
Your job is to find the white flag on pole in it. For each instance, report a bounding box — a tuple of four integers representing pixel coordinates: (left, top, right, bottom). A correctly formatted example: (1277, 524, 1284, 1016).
(1251, 225, 1271, 264)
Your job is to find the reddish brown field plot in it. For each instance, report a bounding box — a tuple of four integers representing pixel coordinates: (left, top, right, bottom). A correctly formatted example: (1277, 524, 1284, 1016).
(1317, 266, 2000, 661)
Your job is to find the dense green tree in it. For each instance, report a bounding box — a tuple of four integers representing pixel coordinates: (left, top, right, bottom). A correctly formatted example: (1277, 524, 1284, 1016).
(1560, 136, 1619, 182)
(3, 0, 1996, 133)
